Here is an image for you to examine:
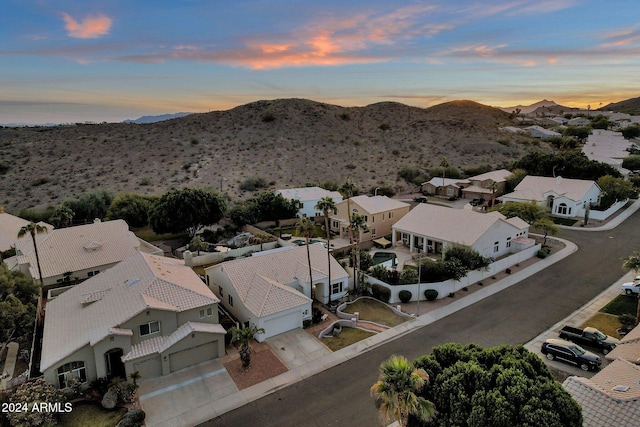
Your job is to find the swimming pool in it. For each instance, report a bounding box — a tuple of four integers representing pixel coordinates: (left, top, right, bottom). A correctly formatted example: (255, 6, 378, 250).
(371, 252, 397, 267)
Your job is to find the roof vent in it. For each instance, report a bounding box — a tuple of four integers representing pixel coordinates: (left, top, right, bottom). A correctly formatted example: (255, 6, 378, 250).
(126, 278, 140, 287)
(613, 385, 629, 392)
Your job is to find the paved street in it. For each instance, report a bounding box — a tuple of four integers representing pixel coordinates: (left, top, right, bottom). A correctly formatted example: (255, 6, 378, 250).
(204, 208, 640, 427)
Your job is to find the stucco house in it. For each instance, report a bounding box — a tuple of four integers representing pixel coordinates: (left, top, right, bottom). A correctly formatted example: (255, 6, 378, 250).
(524, 125, 561, 139)
(391, 204, 533, 259)
(461, 169, 512, 200)
(420, 177, 466, 198)
(41, 252, 226, 388)
(0, 207, 53, 253)
(8, 219, 162, 290)
(567, 116, 591, 126)
(501, 176, 601, 218)
(330, 195, 410, 242)
(563, 358, 640, 426)
(275, 187, 343, 218)
(604, 323, 640, 365)
(205, 244, 348, 341)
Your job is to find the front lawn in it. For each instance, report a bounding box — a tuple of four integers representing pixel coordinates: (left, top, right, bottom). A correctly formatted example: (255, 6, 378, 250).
(599, 295, 637, 316)
(58, 402, 127, 427)
(322, 328, 375, 351)
(341, 298, 409, 327)
(580, 313, 622, 338)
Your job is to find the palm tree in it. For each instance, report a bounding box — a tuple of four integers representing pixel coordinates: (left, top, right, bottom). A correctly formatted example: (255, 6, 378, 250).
(339, 178, 356, 243)
(370, 354, 435, 427)
(229, 323, 266, 368)
(315, 196, 337, 299)
(250, 232, 272, 251)
(296, 216, 316, 295)
(351, 213, 369, 293)
(17, 222, 48, 288)
(488, 181, 499, 207)
(129, 371, 141, 386)
(439, 156, 449, 196)
(50, 205, 74, 228)
(622, 252, 640, 325)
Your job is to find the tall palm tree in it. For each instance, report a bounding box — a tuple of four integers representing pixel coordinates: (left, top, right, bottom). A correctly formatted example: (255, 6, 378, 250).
(439, 157, 449, 196)
(488, 181, 499, 207)
(296, 216, 316, 296)
(51, 205, 74, 228)
(315, 196, 337, 299)
(229, 323, 266, 368)
(351, 212, 368, 294)
(622, 252, 640, 325)
(339, 178, 356, 243)
(17, 222, 48, 288)
(371, 354, 435, 427)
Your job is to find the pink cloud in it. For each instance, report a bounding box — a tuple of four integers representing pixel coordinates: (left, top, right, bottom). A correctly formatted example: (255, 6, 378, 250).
(62, 12, 112, 39)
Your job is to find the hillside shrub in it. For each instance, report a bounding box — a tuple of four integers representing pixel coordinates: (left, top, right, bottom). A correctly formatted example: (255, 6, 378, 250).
(424, 289, 438, 301)
(371, 284, 391, 303)
(240, 176, 268, 191)
(398, 290, 412, 303)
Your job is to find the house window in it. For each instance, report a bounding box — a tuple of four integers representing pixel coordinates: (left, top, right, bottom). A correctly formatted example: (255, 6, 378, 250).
(219, 286, 223, 297)
(207, 307, 213, 316)
(56, 361, 86, 389)
(364, 215, 368, 222)
(446, 188, 454, 196)
(228, 295, 233, 306)
(200, 307, 214, 318)
(371, 228, 376, 238)
(506, 237, 512, 248)
(87, 270, 99, 277)
(331, 282, 343, 295)
(557, 203, 568, 215)
(494, 241, 499, 252)
(372, 216, 375, 223)
(139, 320, 160, 336)
(389, 211, 394, 219)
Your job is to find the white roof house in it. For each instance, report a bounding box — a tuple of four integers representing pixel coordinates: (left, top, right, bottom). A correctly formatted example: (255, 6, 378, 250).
(9, 219, 162, 287)
(524, 125, 561, 139)
(563, 359, 640, 427)
(206, 244, 349, 341)
(41, 252, 226, 388)
(567, 117, 591, 126)
(0, 208, 53, 252)
(391, 204, 532, 259)
(275, 187, 343, 218)
(501, 176, 601, 218)
(584, 129, 633, 177)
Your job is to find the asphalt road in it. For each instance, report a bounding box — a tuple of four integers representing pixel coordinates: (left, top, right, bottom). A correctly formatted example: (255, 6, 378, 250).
(204, 211, 640, 427)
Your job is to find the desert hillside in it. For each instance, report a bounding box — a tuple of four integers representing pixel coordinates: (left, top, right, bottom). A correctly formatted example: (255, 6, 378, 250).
(0, 98, 552, 213)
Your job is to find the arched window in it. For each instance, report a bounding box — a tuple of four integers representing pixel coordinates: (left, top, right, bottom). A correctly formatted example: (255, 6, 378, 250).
(56, 361, 86, 388)
(557, 203, 568, 215)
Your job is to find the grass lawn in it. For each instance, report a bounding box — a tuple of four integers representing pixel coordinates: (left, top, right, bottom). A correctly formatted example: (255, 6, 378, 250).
(580, 313, 622, 338)
(131, 226, 186, 243)
(599, 294, 637, 316)
(58, 402, 127, 427)
(550, 217, 578, 226)
(322, 328, 375, 351)
(272, 225, 325, 238)
(341, 298, 409, 327)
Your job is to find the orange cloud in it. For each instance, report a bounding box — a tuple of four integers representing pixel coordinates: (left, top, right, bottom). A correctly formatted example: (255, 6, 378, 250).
(62, 12, 112, 39)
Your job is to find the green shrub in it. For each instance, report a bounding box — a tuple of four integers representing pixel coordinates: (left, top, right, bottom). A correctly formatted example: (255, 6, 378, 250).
(371, 284, 391, 303)
(537, 250, 548, 259)
(262, 112, 276, 122)
(119, 409, 146, 427)
(424, 289, 438, 301)
(399, 290, 412, 303)
(240, 176, 268, 191)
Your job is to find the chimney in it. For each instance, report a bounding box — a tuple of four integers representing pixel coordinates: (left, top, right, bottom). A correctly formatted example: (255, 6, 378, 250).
(555, 176, 562, 185)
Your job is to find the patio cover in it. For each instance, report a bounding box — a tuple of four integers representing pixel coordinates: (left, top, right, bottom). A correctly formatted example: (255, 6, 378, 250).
(373, 237, 392, 249)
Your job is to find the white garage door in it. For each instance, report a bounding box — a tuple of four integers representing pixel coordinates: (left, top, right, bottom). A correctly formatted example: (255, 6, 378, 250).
(263, 311, 300, 339)
(169, 341, 219, 373)
(132, 355, 161, 379)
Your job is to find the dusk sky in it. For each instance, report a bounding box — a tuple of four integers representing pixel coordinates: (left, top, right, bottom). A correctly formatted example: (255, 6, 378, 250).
(2, 0, 639, 124)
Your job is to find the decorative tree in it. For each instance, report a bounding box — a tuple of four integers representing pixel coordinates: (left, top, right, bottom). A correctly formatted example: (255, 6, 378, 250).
(339, 178, 356, 243)
(532, 217, 559, 246)
(7, 378, 66, 427)
(229, 323, 266, 368)
(370, 354, 435, 427)
(351, 213, 369, 293)
(296, 216, 316, 293)
(315, 196, 337, 299)
(17, 222, 48, 288)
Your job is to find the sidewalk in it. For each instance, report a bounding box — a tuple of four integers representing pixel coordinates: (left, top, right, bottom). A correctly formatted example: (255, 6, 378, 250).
(140, 199, 640, 426)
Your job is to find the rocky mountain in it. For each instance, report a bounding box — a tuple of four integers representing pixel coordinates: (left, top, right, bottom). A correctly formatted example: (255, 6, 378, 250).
(122, 112, 193, 124)
(499, 99, 560, 115)
(600, 96, 640, 115)
(0, 98, 552, 214)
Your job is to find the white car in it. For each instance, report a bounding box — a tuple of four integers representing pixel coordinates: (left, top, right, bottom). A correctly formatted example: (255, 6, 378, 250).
(622, 276, 640, 295)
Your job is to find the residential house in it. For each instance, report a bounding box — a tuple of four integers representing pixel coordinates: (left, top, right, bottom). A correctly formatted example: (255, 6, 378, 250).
(551, 116, 569, 125)
(330, 195, 410, 242)
(567, 116, 591, 126)
(205, 244, 349, 341)
(563, 358, 640, 426)
(605, 323, 640, 365)
(584, 129, 633, 177)
(461, 169, 512, 201)
(41, 252, 226, 388)
(501, 176, 601, 218)
(0, 206, 53, 253)
(275, 187, 343, 218)
(524, 125, 561, 139)
(391, 204, 532, 259)
(8, 219, 162, 290)
(420, 178, 466, 198)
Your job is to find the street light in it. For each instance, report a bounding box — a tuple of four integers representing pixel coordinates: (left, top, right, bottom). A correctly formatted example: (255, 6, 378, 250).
(374, 187, 380, 196)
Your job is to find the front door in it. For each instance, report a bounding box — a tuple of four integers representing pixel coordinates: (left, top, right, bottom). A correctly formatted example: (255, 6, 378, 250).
(105, 348, 126, 380)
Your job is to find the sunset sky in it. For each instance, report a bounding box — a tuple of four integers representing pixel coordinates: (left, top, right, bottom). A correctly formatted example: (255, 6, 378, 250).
(2, 0, 639, 124)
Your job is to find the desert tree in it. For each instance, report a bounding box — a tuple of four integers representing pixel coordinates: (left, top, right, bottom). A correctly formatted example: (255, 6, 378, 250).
(532, 217, 559, 246)
(370, 354, 435, 427)
(17, 222, 48, 288)
(229, 323, 266, 368)
(622, 252, 640, 325)
(315, 196, 337, 298)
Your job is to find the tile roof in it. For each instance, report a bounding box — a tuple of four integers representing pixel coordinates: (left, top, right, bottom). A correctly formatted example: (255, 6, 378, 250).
(606, 324, 640, 364)
(392, 204, 528, 246)
(276, 187, 342, 202)
(563, 359, 640, 427)
(0, 212, 53, 252)
(421, 177, 466, 188)
(41, 252, 219, 372)
(504, 175, 598, 203)
(348, 195, 409, 215)
(207, 244, 346, 318)
(13, 220, 150, 281)
(468, 169, 512, 182)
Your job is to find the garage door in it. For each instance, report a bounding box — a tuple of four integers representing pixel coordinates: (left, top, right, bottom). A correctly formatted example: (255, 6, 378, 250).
(263, 311, 300, 339)
(132, 355, 161, 379)
(169, 341, 218, 373)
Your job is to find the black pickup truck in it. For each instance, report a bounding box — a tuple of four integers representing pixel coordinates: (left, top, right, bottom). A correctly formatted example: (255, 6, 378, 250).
(558, 326, 619, 354)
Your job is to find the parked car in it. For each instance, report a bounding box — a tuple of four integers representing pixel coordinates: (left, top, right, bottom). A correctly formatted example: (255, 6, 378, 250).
(558, 326, 618, 354)
(540, 338, 601, 371)
(470, 198, 485, 206)
(413, 196, 428, 203)
(622, 276, 640, 295)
